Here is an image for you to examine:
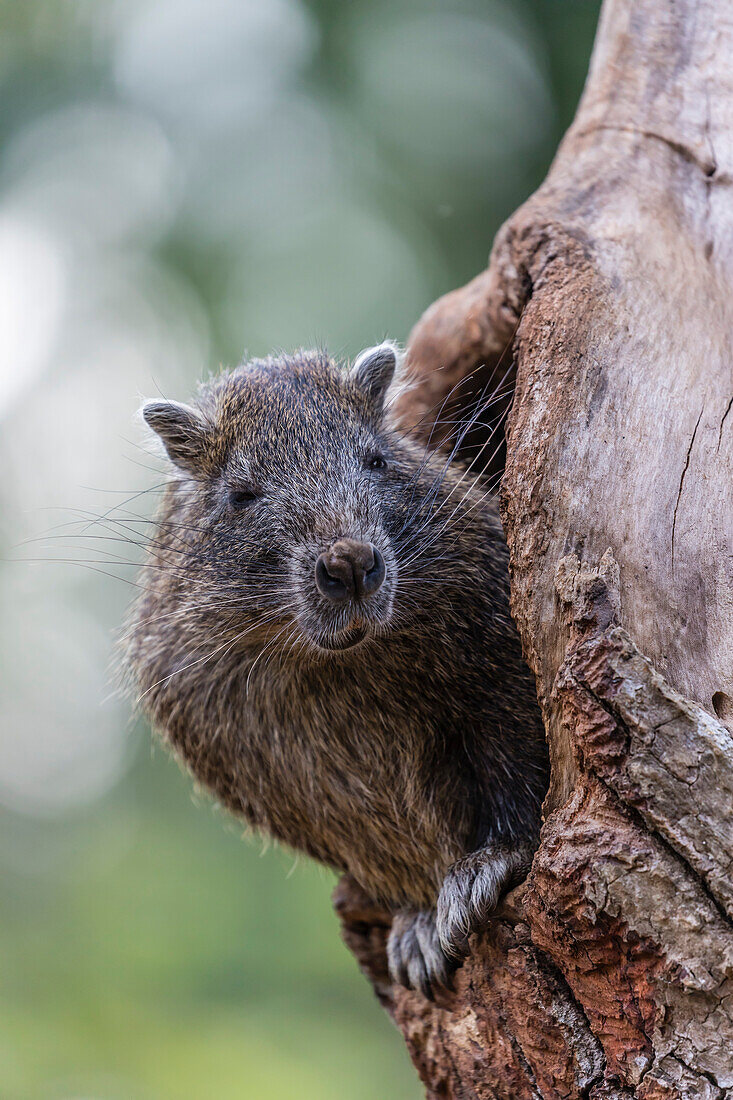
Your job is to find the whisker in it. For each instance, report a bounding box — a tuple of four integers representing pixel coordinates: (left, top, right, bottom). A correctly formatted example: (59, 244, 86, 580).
(136, 607, 296, 703)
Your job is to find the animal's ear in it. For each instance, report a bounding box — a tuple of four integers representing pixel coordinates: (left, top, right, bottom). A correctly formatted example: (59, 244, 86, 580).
(142, 400, 209, 474)
(351, 342, 399, 411)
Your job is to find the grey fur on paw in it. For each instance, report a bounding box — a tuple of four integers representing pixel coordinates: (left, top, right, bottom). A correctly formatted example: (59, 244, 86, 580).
(387, 909, 453, 999)
(436, 846, 515, 960)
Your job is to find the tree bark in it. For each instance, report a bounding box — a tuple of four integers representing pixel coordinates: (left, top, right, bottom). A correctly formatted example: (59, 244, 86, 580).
(335, 1, 733, 1095)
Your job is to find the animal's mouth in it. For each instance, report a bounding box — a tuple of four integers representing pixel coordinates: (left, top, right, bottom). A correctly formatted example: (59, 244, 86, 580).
(313, 622, 369, 652)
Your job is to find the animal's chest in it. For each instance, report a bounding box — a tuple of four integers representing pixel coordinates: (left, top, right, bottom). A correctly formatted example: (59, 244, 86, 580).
(221, 677, 468, 905)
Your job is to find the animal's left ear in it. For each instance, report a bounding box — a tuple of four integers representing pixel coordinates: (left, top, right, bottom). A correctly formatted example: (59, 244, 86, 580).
(351, 342, 399, 411)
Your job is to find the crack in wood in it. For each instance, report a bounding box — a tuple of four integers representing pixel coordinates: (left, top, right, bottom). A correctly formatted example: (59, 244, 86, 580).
(717, 395, 733, 453)
(574, 124, 720, 178)
(671, 405, 703, 568)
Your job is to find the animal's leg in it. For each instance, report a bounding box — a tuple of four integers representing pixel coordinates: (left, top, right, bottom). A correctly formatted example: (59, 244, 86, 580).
(386, 908, 454, 999)
(436, 839, 534, 960)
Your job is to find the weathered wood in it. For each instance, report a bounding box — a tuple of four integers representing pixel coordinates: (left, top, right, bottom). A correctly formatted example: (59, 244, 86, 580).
(336, 0, 733, 1094)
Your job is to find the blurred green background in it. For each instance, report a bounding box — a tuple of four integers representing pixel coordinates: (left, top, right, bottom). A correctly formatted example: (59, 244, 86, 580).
(0, 2, 599, 1097)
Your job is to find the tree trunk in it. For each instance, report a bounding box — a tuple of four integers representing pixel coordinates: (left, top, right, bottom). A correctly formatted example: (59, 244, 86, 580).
(334, 1, 733, 1095)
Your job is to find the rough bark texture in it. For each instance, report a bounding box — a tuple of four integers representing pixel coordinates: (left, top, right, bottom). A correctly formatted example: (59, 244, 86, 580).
(335, 1, 733, 1094)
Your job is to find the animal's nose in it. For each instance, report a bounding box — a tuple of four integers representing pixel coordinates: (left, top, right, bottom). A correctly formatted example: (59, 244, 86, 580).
(315, 539, 386, 603)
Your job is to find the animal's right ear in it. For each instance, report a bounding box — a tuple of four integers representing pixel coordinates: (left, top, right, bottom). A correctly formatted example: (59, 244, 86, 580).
(142, 400, 209, 475)
(351, 342, 399, 412)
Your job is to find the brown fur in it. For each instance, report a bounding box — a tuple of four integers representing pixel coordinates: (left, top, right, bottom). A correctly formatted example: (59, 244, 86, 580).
(124, 347, 549, 994)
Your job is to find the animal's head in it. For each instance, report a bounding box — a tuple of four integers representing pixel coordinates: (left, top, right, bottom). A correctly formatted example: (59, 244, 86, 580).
(142, 344, 432, 655)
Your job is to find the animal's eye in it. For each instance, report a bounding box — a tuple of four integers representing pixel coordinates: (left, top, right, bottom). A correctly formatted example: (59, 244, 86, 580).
(228, 487, 259, 508)
(364, 453, 387, 471)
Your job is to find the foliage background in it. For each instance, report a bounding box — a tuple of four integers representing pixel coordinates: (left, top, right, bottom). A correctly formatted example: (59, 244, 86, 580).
(0, 2, 599, 1097)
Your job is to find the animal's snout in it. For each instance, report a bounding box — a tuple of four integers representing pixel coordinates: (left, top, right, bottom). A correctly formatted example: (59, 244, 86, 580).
(315, 539, 386, 603)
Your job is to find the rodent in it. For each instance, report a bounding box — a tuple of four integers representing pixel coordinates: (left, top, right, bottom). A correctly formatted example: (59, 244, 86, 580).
(125, 343, 549, 997)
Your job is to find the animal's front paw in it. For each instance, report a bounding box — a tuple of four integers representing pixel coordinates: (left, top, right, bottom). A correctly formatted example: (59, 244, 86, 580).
(387, 908, 454, 999)
(436, 844, 524, 960)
